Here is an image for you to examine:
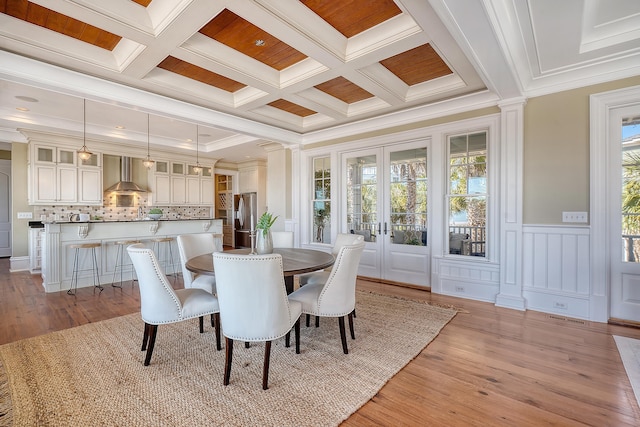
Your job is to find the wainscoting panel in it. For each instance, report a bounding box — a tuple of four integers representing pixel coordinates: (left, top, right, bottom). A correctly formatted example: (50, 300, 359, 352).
(523, 225, 591, 319)
(434, 257, 500, 302)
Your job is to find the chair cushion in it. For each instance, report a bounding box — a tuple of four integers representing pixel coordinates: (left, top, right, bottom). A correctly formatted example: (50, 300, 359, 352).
(191, 274, 217, 294)
(289, 282, 354, 317)
(175, 288, 220, 320)
(298, 270, 330, 287)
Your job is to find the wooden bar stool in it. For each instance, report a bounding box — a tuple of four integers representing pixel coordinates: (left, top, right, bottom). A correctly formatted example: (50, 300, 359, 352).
(151, 237, 178, 283)
(111, 239, 141, 288)
(67, 242, 102, 295)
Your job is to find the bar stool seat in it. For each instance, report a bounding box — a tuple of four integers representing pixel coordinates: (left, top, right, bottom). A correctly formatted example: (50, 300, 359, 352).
(151, 237, 178, 283)
(111, 239, 142, 288)
(67, 242, 102, 295)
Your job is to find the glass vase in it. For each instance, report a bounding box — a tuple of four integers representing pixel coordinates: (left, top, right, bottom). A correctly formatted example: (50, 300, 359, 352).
(256, 229, 273, 254)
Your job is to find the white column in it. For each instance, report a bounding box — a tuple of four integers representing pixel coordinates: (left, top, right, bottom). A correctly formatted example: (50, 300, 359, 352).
(496, 98, 527, 310)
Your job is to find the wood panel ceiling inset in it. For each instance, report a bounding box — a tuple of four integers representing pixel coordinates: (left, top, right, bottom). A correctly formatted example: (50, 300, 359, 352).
(315, 77, 373, 104)
(158, 56, 247, 93)
(130, 0, 152, 7)
(199, 9, 307, 71)
(301, 0, 402, 38)
(1, 0, 121, 51)
(380, 43, 452, 86)
(268, 99, 317, 117)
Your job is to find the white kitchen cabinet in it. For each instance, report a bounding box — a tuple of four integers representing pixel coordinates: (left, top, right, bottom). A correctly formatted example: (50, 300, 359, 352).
(78, 168, 102, 204)
(29, 143, 102, 205)
(149, 159, 213, 206)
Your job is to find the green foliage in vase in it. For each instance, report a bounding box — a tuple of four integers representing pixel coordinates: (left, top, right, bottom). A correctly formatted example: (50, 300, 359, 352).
(257, 212, 278, 236)
(148, 208, 163, 214)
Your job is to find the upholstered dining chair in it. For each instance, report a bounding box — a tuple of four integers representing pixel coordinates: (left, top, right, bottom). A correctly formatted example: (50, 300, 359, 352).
(127, 244, 221, 366)
(288, 240, 365, 354)
(297, 233, 364, 287)
(271, 231, 294, 248)
(177, 233, 223, 293)
(213, 252, 302, 390)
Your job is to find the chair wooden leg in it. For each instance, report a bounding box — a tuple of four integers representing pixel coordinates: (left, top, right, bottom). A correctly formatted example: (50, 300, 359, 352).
(348, 312, 355, 340)
(214, 313, 221, 351)
(142, 322, 150, 351)
(338, 316, 348, 354)
(315, 316, 320, 328)
(263, 341, 272, 390)
(305, 314, 310, 327)
(295, 318, 300, 354)
(285, 330, 291, 347)
(144, 324, 158, 366)
(199, 316, 204, 333)
(211, 313, 215, 328)
(224, 337, 234, 386)
(352, 308, 356, 318)
(245, 342, 250, 348)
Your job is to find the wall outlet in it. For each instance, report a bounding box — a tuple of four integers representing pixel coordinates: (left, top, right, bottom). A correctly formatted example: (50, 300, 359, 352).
(562, 211, 587, 223)
(17, 212, 33, 219)
(455, 286, 465, 293)
(553, 301, 568, 310)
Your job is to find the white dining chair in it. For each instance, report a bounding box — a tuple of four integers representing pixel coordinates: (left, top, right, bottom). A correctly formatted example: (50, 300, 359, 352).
(271, 231, 294, 248)
(213, 252, 302, 390)
(288, 240, 365, 354)
(177, 233, 223, 293)
(298, 233, 364, 287)
(127, 244, 221, 366)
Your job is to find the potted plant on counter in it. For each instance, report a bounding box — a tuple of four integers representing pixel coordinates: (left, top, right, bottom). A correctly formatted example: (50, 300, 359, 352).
(255, 212, 278, 254)
(148, 208, 163, 220)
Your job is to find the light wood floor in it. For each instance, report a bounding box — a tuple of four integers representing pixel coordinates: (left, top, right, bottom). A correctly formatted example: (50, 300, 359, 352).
(2, 257, 640, 426)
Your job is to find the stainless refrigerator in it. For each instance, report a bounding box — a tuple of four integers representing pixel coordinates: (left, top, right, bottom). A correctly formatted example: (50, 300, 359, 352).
(233, 192, 257, 248)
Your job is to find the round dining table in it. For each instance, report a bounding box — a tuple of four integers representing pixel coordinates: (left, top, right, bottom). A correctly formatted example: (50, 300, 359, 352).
(185, 248, 335, 294)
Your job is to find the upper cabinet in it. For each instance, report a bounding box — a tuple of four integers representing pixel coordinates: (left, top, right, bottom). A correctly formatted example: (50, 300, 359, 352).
(148, 159, 213, 206)
(238, 161, 267, 214)
(29, 143, 102, 205)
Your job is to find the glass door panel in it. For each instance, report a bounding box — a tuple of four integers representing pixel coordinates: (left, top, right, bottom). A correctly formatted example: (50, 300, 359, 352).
(389, 148, 427, 246)
(346, 154, 377, 242)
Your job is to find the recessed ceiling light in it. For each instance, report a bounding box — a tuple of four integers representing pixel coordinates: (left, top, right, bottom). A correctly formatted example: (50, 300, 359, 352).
(186, 138, 193, 142)
(255, 39, 265, 46)
(16, 107, 29, 112)
(115, 125, 125, 129)
(199, 133, 211, 137)
(15, 96, 38, 103)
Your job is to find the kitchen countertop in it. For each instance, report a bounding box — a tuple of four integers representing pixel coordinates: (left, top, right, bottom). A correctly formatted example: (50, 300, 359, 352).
(47, 217, 217, 224)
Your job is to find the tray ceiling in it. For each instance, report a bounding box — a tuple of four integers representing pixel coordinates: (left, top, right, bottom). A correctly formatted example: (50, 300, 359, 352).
(0, 0, 639, 163)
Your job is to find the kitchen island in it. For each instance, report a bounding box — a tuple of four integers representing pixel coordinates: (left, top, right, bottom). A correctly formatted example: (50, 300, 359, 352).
(41, 218, 222, 293)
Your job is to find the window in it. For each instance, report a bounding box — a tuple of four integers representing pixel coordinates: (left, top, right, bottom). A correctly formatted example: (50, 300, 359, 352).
(448, 132, 487, 257)
(312, 157, 331, 244)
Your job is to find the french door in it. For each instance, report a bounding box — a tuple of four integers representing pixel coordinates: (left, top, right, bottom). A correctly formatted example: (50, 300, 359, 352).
(342, 140, 430, 286)
(610, 105, 640, 322)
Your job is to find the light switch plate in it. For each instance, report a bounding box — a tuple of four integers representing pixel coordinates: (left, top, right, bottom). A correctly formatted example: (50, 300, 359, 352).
(562, 211, 587, 223)
(17, 212, 33, 219)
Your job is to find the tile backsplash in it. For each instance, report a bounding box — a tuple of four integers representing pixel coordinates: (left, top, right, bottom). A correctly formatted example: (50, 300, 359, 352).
(35, 205, 213, 222)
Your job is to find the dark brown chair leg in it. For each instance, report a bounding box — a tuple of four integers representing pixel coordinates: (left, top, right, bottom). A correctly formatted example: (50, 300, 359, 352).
(211, 313, 215, 328)
(245, 342, 250, 348)
(144, 324, 158, 366)
(199, 316, 204, 333)
(214, 313, 221, 351)
(263, 341, 272, 390)
(315, 316, 320, 328)
(224, 337, 234, 386)
(295, 318, 300, 354)
(352, 308, 356, 318)
(338, 316, 348, 354)
(306, 314, 310, 327)
(348, 312, 355, 339)
(142, 322, 150, 351)
(285, 331, 291, 347)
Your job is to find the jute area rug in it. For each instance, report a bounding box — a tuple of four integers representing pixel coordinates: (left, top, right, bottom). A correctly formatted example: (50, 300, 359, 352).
(0, 291, 456, 426)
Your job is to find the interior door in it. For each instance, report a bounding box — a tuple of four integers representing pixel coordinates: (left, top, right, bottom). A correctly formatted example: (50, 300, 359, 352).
(0, 160, 11, 257)
(342, 140, 429, 286)
(610, 105, 640, 322)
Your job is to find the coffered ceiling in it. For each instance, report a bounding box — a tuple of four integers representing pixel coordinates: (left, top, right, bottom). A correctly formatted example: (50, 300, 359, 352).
(0, 0, 639, 163)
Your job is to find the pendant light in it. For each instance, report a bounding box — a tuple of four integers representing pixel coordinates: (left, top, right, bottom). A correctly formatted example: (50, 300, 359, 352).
(77, 99, 93, 161)
(142, 114, 155, 169)
(193, 124, 202, 173)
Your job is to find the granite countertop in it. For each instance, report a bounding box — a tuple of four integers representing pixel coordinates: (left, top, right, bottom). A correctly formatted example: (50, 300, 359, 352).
(46, 217, 217, 224)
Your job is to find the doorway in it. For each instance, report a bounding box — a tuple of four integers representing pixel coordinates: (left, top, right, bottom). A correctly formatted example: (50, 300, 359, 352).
(341, 140, 430, 286)
(0, 159, 11, 257)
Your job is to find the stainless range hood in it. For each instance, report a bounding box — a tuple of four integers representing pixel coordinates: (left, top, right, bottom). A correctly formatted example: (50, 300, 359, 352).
(104, 156, 147, 193)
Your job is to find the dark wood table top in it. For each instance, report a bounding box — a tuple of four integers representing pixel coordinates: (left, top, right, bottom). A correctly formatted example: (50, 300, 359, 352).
(185, 248, 335, 277)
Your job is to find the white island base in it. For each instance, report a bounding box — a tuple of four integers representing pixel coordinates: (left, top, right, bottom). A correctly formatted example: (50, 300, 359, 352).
(41, 219, 222, 293)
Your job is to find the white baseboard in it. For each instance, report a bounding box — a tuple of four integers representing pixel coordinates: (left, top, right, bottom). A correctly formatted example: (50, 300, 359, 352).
(9, 256, 29, 272)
